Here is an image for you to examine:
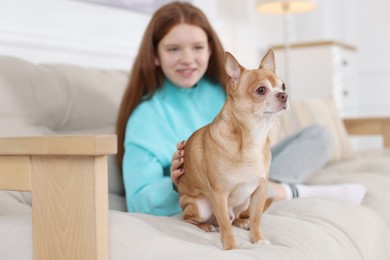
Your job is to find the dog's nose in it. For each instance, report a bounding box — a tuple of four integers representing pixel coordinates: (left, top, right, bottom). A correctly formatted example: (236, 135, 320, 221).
(277, 92, 288, 103)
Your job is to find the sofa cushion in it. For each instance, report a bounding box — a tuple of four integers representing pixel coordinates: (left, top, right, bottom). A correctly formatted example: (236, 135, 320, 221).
(0, 56, 128, 197)
(308, 149, 390, 228)
(270, 98, 354, 162)
(0, 56, 128, 135)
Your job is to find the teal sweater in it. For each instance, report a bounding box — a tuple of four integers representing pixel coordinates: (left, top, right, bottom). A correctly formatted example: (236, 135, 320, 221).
(123, 77, 226, 216)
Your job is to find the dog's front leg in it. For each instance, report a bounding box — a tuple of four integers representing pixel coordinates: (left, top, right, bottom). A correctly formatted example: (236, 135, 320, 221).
(248, 180, 271, 245)
(210, 191, 236, 250)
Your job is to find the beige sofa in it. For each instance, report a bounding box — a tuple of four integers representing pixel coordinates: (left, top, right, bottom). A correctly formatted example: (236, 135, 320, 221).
(1, 55, 390, 259)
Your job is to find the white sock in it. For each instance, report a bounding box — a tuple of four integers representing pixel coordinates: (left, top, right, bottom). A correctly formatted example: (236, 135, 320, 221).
(281, 183, 294, 200)
(282, 183, 367, 205)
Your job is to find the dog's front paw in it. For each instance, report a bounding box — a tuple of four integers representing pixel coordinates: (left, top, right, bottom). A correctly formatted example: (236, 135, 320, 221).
(221, 237, 238, 250)
(251, 238, 271, 246)
(223, 242, 238, 250)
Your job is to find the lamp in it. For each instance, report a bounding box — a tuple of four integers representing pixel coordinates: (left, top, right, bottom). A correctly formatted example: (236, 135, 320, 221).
(256, 0, 317, 96)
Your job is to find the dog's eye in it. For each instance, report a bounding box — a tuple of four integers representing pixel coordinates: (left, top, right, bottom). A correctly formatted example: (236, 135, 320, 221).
(256, 86, 266, 95)
(282, 83, 286, 91)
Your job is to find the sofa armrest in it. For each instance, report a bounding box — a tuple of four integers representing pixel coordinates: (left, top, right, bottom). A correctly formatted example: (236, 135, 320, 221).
(343, 117, 390, 148)
(0, 135, 117, 260)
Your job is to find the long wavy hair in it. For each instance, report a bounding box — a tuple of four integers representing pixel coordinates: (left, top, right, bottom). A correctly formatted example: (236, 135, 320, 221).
(116, 1, 227, 167)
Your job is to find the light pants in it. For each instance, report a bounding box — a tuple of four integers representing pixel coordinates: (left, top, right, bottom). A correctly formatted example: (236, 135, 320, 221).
(268, 124, 334, 197)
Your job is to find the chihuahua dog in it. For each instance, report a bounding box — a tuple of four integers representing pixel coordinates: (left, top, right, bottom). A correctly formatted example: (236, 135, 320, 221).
(177, 49, 288, 250)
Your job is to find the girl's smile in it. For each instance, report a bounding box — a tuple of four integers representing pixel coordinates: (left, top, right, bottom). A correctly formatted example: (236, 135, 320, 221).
(177, 68, 196, 78)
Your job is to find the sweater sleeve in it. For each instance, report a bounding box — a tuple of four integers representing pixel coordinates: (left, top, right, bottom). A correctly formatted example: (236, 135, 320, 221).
(123, 143, 181, 216)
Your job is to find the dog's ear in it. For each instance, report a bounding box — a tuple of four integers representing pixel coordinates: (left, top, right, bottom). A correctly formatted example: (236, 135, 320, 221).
(225, 52, 243, 85)
(259, 48, 276, 73)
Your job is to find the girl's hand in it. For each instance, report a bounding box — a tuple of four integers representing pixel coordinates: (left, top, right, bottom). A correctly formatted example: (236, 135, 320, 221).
(170, 140, 186, 187)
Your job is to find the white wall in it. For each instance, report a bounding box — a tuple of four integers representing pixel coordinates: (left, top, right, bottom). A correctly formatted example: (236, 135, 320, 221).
(355, 0, 390, 117)
(256, 0, 357, 45)
(194, 0, 269, 68)
(0, 0, 150, 69)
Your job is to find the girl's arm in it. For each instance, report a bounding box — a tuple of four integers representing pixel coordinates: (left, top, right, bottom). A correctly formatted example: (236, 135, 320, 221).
(123, 144, 181, 216)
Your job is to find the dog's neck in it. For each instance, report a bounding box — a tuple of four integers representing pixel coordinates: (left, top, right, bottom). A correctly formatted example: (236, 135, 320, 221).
(209, 101, 276, 155)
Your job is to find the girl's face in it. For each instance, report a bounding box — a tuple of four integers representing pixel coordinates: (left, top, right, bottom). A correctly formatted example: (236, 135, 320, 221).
(156, 23, 211, 88)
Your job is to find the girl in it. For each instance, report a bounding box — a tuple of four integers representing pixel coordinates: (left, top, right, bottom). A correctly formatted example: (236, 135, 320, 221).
(116, 1, 366, 216)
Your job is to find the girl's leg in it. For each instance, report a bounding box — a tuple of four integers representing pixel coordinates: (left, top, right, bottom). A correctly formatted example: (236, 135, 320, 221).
(268, 181, 367, 205)
(266, 125, 366, 204)
(269, 124, 334, 184)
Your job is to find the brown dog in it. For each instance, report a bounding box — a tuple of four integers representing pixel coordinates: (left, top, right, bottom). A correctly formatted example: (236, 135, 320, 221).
(177, 49, 288, 250)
